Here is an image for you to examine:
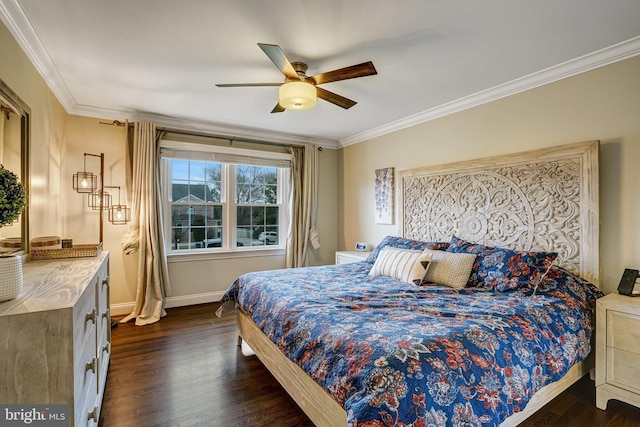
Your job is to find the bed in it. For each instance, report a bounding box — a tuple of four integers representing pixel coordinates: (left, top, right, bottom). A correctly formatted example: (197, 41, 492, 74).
(218, 140, 602, 426)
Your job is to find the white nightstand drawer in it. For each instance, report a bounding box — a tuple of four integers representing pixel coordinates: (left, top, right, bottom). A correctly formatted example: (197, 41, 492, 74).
(335, 251, 370, 264)
(607, 347, 640, 395)
(607, 309, 640, 355)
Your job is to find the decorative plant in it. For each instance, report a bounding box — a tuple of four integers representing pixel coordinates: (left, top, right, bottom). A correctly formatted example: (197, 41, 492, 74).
(0, 164, 26, 227)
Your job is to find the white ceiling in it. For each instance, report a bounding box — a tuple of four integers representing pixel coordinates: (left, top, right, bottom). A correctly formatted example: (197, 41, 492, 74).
(2, 0, 640, 148)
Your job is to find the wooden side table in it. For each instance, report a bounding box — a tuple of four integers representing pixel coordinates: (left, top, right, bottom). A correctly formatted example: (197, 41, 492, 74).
(596, 293, 640, 410)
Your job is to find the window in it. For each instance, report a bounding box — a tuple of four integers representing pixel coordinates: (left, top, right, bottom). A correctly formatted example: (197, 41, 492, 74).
(160, 140, 290, 254)
(235, 165, 281, 247)
(168, 159, 223, 250)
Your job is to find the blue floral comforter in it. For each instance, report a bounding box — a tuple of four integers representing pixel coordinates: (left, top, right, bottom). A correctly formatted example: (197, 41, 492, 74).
(219, 262, 603, 426)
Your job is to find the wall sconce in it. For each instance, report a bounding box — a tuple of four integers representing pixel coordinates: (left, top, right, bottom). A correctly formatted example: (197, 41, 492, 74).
(72, 153, 101, 193)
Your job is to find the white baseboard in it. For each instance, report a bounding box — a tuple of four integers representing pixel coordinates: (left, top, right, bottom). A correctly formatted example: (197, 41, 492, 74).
(110, 291, 224, 317)
(110, 302, 135, 317)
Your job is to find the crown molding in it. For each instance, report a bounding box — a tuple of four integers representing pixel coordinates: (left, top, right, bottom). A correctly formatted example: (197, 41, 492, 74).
(71, 103, 339, 149)
(340, 35, 640, 148)
(0, 0, 77, 110)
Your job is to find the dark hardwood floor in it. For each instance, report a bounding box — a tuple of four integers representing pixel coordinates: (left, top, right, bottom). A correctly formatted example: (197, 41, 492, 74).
(99, 303, 640, 427)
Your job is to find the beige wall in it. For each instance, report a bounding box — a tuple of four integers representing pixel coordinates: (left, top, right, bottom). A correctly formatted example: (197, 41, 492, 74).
(0, 21, 67, 241)
(339, 55, 640, 294)
(63, 116, 138, 305)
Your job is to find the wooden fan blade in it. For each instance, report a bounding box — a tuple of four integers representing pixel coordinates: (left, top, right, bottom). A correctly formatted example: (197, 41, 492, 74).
(271, 103, 286, 113)
(216, 83, 282, 87)
(258, 43, 301, 80)
(310, 61, 377, 85)
(316, 87, 357, 109)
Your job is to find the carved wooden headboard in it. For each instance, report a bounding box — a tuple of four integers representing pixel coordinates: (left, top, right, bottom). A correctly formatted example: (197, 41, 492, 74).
(398, 141, 600, 287)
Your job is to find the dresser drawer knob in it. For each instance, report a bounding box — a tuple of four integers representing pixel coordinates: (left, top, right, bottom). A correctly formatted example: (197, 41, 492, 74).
(102, 309, 110, 320)
(102, 342, 111, 354)
(102, 277, 110, 288)
(85, 357, 97, 373)
(87, 407, 98, 422)
(85, 308, 97, 324)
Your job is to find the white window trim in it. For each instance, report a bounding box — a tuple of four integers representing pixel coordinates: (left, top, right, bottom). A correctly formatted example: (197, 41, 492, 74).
(166, 247, 285, 263)
(161, 139, 292, 165)
(160, 139, 291, 257)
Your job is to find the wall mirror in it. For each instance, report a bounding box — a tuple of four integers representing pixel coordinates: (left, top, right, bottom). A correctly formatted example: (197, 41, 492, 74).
(0, 78, 30, 254)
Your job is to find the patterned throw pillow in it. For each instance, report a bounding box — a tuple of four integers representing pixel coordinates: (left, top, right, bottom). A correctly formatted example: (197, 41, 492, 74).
(421, 249, 477, 288)
(366, 235, 449, 263)
(446, 235, 558, 291)
(369, 247, 433, 286)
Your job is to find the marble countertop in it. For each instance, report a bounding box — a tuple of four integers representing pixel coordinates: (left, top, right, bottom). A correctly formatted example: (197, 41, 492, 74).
(0, 252, 109, 316)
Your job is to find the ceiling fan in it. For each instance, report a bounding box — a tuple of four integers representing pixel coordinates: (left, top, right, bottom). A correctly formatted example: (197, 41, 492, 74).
(216, 43, 377, 113)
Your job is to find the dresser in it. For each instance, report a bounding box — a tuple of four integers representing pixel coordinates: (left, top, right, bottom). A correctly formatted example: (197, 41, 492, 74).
(335, 250, 370, 264)
(595, 292, 640, 410)
(0, 252, 110, 427)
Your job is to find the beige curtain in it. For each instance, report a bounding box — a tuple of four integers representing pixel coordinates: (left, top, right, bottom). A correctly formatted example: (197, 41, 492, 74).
(285, 143, 320, 268)
(120, 121, 172, 326)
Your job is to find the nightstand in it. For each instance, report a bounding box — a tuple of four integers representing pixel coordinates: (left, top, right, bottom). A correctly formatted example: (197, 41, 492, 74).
(596, 293, 640, 410)
(335, 250, 370, 265)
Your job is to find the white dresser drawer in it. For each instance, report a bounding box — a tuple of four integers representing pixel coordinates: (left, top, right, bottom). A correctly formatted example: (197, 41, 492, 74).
(75, 365, 98, 427)
(96, 263, 110, 316)
(73, 285, 98, 363)
(74, 334, 99, 395)
(97, 324, 110, 401)
(79, 394, 100, 427)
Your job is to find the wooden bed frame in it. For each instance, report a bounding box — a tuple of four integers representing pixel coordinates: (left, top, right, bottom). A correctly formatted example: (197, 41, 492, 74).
(238, 310, 594, 427)
(237, 140, 600, 426)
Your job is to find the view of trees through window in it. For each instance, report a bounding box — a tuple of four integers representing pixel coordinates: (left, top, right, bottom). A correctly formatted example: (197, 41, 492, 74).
(235, 165, 279, 246)
(168, 159, 281, 251)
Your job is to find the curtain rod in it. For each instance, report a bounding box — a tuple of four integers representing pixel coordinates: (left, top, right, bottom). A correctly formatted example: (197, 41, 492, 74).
(0, 104, 17, 119)
(98, 120, 322, 151)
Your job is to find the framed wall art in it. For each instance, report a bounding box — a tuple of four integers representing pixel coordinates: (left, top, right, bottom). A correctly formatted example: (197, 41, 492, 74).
(374, 167, 394, 224)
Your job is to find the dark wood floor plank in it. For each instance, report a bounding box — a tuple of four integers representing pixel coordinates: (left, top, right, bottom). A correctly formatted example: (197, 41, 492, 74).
(99, 303, 640, 427)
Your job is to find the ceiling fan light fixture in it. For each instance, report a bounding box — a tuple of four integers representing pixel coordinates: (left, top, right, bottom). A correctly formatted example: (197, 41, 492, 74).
(279, 81, 316, 110)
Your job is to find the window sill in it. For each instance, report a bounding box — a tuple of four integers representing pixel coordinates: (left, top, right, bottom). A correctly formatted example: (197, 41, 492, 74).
(167, 247, 285, 263)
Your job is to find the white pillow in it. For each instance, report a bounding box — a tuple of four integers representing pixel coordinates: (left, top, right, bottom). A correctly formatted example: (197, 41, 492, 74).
(369, 247, 433, 286)
(421, 249, 477, 288)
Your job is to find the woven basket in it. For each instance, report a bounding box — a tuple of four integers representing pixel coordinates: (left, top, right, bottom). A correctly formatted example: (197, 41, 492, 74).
(0, 255, 23, 302)
(31, 243, 102, 260)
